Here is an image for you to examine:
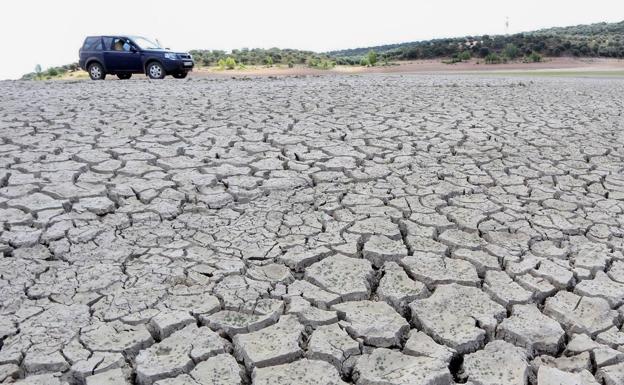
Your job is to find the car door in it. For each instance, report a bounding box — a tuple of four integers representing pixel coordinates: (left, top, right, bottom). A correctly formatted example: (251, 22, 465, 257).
(103, 37, 143, 72)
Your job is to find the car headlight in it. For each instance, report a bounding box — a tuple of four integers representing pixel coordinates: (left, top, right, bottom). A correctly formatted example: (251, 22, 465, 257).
(164, 52, 177, 60)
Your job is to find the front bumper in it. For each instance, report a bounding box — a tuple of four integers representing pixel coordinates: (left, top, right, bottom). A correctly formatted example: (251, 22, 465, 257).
(163, 60, 194, 73)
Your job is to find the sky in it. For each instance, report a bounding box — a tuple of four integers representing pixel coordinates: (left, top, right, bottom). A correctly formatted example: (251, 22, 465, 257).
(1, 0, 623, 79)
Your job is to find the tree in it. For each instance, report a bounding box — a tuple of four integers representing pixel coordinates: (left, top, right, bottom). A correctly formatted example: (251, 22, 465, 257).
(478, 47, 490, 58)
(35, 64, 42, 74)
(367, 50, 378, 66)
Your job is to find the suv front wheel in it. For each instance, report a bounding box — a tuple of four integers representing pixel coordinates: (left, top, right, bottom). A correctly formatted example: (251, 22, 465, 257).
(146, 62, 165, 79)
(88, 63, 106, 80)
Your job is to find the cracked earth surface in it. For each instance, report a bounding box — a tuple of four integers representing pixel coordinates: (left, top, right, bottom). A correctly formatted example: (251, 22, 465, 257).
(0, 75, 623, 385)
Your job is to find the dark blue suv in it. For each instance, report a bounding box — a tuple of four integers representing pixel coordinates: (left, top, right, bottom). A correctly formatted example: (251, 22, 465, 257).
(79, 35, 194, 80)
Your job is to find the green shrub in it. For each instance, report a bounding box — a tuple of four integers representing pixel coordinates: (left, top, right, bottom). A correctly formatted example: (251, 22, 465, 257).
(47, 68, 59, 77)
(459, 51, 472, 61)
(265, 56, 273, 67)
(360, 57, 369, 66)
(217, 58, 226, 70)
(503, 43, 520, 59)
(526, 51, 542, 62)
(225, 57, 236, 69)
(288, 61, 294, 68)
(367, 50, 377, 66)
(485, 53, 502, 64)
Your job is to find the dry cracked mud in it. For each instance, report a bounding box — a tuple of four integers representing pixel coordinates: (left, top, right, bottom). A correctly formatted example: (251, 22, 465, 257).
(0, 74, 623, 385)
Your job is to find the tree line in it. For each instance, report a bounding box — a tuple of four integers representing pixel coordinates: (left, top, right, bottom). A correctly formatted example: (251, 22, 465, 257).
(328, 20, 624, 61)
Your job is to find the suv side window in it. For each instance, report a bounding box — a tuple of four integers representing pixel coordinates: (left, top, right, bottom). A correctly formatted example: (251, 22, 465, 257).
(102, 37, 113, 51)
(112, 38, 132, 52)
(83, 37, 102, 51)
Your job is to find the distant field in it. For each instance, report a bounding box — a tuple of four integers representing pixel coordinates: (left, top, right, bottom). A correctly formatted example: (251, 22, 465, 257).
(29, 58, 624, 80)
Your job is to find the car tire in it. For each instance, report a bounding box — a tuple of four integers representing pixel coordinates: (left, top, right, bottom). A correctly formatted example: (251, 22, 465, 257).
(117, 73, 132, 80)
(146, 62, 165, 79)
(172, 72, 188, 79)
(88, 62, 106, 80)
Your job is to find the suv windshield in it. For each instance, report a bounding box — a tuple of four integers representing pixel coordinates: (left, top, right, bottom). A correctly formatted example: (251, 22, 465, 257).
(130, 36, 162, 50)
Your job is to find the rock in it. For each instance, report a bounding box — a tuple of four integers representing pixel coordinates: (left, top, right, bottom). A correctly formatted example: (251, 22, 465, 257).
(543, 291, 618, 336)
(593, 347, 624, 368)
(85, 368, 129, 385)
(332, 300, 409, 348)
(437, 229, 483, 250)
(452, 248, 501, 277)
(305, 254, 374, 301)
(401, 254, 479, 287)
(252, 359, 348, 385)
(201, 310, 279, 337)
(13, 374, 64, 385)
(362, 235, 408, 267)
(574, 271, 624, 307)
(149, 310, 196, 340)
(189, 354, 242, 385)
(80, 321, 154, 355)
(497, 304, 565, 355)
(135, 324, 228, 385)
(307, 323, 360, 372)
(403, 330, 456, 363)
(348, 218, 401, 240)
(596, 362, 624, 385)
(377, 261, 429, 316)
(483, 270, 532, 308)
(537, 367, 599, 385)
(286, 296, 338, 327)
(565, 334, 603, 355)
(353, 348, 451, 385)
(410, 284, 506, 353)
(232, 315, 303, 371)
(462, 340, 528, 385)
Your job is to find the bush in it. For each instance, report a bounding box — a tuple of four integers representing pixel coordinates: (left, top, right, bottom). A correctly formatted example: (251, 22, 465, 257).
(526, 51, 542, 62)
(288, 61, 294, 68)
(458, 51, 472, 61)
(367, 50, 378, 66)
(265, 56, 273, 67)
(217, 58, 226, 70)
(360, 57, 369, 66)
(225, 57, 236, 69)
(47, 68, 59, 77)
(503, 43, 520, 59)
(485, 53, 502, 64)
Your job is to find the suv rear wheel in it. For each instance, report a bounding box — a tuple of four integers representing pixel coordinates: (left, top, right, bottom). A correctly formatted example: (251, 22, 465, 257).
(117, 73, 132, 80)
(88, 63, 106, 80)
(146, 62, 165, 79)
(172, 72, 188, 79)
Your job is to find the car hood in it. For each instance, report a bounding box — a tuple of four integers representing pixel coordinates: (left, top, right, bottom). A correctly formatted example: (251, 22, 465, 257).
(143, 49, 190, 56)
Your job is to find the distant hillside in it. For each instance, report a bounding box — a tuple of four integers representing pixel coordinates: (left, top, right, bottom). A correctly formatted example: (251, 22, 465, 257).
(327, 20, 624, 61)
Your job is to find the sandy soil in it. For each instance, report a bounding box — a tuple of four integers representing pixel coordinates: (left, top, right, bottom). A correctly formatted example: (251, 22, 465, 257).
(56, 57, 624, 80)
(193, 57, 624, 77)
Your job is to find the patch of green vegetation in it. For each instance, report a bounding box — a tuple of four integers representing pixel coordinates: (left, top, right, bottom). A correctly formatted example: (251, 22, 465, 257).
(329, 20, 624, 61)
(22, 63, 79, 80)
